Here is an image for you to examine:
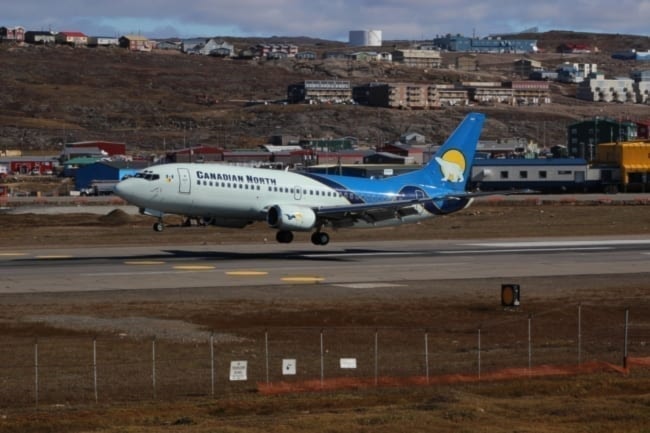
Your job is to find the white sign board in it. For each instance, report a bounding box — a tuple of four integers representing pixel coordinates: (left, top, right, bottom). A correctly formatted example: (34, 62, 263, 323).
(339, 358, 357, 369)
(282, 359, 297, 375)
(229, 360, 248, 381)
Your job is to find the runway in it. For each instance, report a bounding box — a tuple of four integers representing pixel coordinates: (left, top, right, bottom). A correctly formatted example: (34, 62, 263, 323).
(2, 236, 650, 294)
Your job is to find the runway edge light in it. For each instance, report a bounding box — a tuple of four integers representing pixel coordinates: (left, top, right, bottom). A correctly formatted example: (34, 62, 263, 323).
(501, 284, 521, 307)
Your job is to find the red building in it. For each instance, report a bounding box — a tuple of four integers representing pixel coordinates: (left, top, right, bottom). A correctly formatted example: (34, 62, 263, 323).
(66, 141, 127, 156)
(8, 157, 55, 175)
(0, 26, 25, 42)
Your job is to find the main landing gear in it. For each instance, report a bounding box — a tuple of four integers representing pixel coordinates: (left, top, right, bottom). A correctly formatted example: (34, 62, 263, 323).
(275, 230, 330, 245)
(153, 220, 164, 232)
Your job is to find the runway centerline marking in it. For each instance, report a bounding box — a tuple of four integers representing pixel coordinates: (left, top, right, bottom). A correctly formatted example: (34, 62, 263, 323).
(35, 255, 74, 259)
(226, 270, 269, 276)
(173, 265, 215, 271)
(0, 253, 27, 257)
(281, 276, 325, 283)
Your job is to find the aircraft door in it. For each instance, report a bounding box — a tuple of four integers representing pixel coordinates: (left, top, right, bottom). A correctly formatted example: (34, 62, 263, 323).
(178, 168, 191, 194)
(293, 185, 302, 200)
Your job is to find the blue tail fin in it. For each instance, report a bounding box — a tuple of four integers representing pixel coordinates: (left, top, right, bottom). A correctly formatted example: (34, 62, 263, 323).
(424, 112, 485, 191)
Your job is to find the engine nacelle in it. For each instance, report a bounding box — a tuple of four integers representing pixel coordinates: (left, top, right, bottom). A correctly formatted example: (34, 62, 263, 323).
(267, 205, 317, 231)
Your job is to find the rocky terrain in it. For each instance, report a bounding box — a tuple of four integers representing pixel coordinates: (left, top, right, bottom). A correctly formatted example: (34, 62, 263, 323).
(0, 31, 648, 157)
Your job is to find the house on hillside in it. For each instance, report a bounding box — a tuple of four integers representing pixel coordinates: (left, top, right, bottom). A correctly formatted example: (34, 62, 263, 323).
(181, 38, 206, 54)
(557, 43, 592, 54)
(87, 36, 119, 47)
(119, 35, 153, 51)
(513, 59, 542, 77)
(201, 39, 235, 56)
(55, 31, 88, 46)
(0, 26, 25, 42)
(25, 31, 55, 44)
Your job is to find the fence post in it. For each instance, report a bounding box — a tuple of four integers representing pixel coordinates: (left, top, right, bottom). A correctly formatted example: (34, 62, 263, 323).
(577, 304, 582, 365)
(320, 329, 324, 388)
(210, 332, 215, 398)
(477, 328, 481, 381)
(528, 314, 532, 374)
(93, 337, 98, 404)
(152, 336, 156, 400)
(374, 329, 378, 386)
(424, 329, 429, 384)
(623, 308, 629, 369)
(264, 329, 270, 385)
(34, 338, 39, 409)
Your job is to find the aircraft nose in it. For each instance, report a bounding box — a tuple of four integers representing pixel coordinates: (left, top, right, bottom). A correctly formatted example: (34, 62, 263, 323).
(113, 179, 133, 201)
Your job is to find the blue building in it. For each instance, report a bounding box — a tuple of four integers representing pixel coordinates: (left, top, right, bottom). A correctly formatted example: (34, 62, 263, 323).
(433, 34, 538, 53)
(74, 161, 149, 190)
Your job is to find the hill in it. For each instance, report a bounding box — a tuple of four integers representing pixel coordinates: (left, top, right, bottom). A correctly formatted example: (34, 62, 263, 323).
(0, 31, 648, 154)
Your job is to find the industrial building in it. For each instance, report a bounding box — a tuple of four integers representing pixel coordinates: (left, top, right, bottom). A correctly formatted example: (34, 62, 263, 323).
(432, 34, 538, 53)
(567, 118, 639, 159)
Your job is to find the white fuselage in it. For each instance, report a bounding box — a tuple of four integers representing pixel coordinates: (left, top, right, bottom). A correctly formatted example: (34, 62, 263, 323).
(115, 163, 434, 229)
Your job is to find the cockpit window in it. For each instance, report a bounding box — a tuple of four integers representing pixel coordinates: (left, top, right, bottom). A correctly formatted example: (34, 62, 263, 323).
(135, 171, 160, 181)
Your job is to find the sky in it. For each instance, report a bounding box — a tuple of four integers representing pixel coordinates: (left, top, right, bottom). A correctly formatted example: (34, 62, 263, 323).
(4, 0, 649, 40)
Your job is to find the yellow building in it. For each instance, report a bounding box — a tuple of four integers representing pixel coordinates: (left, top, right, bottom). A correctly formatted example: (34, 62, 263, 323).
(598, 140, 650, 189)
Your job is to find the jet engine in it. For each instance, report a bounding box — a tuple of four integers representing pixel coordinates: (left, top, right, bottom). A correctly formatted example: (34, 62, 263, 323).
(267, 205, 317, 231)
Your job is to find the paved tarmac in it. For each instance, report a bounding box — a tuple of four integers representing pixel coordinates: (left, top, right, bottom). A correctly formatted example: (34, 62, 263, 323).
(2, 237, 649, 297)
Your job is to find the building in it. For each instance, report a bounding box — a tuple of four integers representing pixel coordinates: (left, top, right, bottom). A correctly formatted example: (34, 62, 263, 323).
(0, 26, 25, 42)
(74, 161, 149, 191)
(253, 43, 298, 58)
(24, 31, 55, 44)
(65, 141, 127, 156)
(391, 49, 442, 68)
(557, 63, 598, 84)
(119, 35, 152, 51)
(455, 55, 478, 71)
(557, 43, 592, 54)
(433, 34, 538, 53)
(287, 80, 352, 104)
(568, 118, 638, 159)
(0, 156, 57, 175)
(576, 74, 636, 103)
(513, 59, 542, 77)
(87, 36, 119, 47)
(596, 141, 650, 191)
(55, 31, 88, 46)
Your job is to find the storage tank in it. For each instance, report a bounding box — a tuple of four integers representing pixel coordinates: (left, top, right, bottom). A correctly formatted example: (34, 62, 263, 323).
(349, 30, 382, 47)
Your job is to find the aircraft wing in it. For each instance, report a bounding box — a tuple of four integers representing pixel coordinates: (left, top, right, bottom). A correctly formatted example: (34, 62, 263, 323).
(312, 189, 536, 225)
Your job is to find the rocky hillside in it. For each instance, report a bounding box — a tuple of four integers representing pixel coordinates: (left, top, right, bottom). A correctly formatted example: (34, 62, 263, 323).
(0, 31, 648, 154)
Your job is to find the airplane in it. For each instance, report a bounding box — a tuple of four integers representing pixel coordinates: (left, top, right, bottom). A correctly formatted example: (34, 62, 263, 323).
(115, 112, 494, 246)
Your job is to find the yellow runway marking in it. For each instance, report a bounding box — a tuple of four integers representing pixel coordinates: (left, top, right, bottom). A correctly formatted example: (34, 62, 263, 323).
(226, 270, 269, 277)
(173, 265, 215, 271)
(35, 255, 73, 259)
(281, 276, 325, 283)
(0, 253, 27, 257)
(124, 260, 166, 265)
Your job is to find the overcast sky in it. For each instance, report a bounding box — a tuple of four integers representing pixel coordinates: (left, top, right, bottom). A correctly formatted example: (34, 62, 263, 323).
(4, 0, 649, 40)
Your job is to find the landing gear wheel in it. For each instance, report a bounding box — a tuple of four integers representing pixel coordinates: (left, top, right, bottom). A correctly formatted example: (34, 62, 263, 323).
(276, 230, 294, 244)
(311, 232, 330, 246)
(153, 221, 164, 232)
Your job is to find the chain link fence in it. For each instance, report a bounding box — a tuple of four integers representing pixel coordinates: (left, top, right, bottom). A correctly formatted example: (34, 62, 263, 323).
(1, 303, 649, 408)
